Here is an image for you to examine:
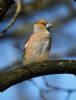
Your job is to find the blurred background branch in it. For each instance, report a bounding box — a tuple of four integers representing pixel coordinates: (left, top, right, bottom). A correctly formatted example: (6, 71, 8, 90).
(0, 0, 14, 21)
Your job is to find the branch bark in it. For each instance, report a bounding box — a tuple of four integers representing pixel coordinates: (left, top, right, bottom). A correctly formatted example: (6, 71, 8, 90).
(0, 0, 56, 21)
(0, 0, 14, 21)
(0, 60, 76, 92)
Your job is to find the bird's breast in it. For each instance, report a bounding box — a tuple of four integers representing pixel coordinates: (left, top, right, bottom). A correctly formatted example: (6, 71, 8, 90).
(23, 32, 51, 65)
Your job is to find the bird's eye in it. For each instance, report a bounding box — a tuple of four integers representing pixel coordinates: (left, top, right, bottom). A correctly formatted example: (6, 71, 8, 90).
(41, 22, 47, 26)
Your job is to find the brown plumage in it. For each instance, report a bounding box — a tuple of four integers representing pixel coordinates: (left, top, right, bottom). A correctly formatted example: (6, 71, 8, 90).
(23, 19, 53, 65)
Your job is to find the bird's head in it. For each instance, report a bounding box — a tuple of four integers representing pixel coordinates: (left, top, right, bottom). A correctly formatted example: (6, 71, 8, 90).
(33, 19, 53, 33)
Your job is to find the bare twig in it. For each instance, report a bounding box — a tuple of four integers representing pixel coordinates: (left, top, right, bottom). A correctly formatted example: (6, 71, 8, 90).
(30, 77, 74, 100)
(2, 0, 22, 34)
(42, 77, 76, 100)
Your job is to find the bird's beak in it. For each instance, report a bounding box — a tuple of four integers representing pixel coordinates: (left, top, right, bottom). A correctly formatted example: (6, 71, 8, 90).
(46, 23, 53, 29)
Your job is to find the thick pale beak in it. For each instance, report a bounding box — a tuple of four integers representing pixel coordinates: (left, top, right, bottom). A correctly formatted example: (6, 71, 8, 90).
(46, 23, 53, 29)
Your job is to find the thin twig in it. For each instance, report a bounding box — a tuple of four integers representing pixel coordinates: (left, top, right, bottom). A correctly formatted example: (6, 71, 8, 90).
(2, 0, 22, 34)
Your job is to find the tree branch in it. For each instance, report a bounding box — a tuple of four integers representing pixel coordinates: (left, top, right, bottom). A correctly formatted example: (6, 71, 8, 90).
(0, 60, 76, 92)
(2, 0, 22, 34)
(0, 0, 14, 21)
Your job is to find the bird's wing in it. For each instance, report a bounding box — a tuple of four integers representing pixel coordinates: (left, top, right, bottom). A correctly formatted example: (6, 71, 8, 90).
(22, 33, 35, 57)
(24, 42, 28, 49)
(22, 33, 32, 57)
(23, 42, 28, 57)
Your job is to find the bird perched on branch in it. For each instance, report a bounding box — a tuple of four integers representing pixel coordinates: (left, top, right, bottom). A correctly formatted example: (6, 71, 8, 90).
(23, 19, 53, 65)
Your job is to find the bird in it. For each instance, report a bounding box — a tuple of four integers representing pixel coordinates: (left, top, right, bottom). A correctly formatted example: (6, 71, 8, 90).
(22, 19, 53, 65)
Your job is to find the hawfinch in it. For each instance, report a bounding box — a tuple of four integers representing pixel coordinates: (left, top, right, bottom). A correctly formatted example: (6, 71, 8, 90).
(22, 19, 53, 65)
